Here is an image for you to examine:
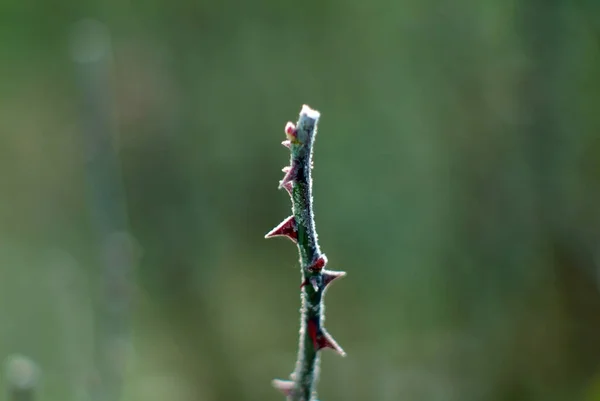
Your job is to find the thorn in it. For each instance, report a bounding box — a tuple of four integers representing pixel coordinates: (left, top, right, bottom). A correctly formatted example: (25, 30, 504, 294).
(278, 165, 296, 189)
(272, 379, 295, 397)
(318, 329, 346, 356)
(282, 166, 291, 173)
(307, 320, 346, 357)
(281, 140, 291, 149)
(308, 254, 327, 272)
(282, 180, 293, 196)
(265, 216, 297, 243)
(322, 270, 346, 289)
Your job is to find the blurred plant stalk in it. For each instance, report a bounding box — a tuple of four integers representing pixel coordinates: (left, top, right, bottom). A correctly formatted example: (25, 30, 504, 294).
(71, 19, 137, 401)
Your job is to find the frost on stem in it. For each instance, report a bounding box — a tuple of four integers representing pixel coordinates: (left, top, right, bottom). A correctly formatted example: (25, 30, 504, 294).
(265, 105, 346, 401)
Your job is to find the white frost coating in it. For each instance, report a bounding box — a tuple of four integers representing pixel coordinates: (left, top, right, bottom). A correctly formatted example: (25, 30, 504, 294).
(300, 105, 321, 120)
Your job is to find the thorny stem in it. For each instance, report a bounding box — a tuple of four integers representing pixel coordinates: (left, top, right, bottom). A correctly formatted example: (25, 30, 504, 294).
(266, 105, 346, 401)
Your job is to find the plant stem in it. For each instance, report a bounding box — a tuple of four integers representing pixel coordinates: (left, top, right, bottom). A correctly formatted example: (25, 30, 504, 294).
(71, 19, 135, 401)
(267, 105, 345, 401)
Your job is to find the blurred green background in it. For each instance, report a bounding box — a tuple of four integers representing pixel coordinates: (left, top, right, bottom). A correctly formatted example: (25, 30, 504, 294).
(1, 0, 600, 400)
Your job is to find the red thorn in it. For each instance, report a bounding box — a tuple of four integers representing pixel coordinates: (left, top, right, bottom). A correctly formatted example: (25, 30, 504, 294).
(318, 329, 346, 356)
(282, 180, 293, 196)
(323, 270, 346, 289)
(281, 140, 291, 149)
(279, 165, 296, 189)
(306, 321, 346, 356)
(308, 254, 327, 272)
(272, 379, 295, 397)
(265, 216, 297, 243)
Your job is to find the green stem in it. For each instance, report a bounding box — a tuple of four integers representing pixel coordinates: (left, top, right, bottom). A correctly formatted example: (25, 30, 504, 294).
(291, 114, 323, 401)
(267, 105, 346, 401)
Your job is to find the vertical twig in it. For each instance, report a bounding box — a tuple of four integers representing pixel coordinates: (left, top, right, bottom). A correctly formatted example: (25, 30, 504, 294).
(266, 105, 346, 401)
(70, 19, 136, 401)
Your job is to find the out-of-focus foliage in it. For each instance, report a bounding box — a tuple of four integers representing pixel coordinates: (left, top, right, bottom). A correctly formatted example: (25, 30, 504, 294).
(1, 0, 600, 400)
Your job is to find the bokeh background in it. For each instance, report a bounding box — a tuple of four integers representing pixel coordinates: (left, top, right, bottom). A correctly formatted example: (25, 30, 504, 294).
(1, 1, 600, 400)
